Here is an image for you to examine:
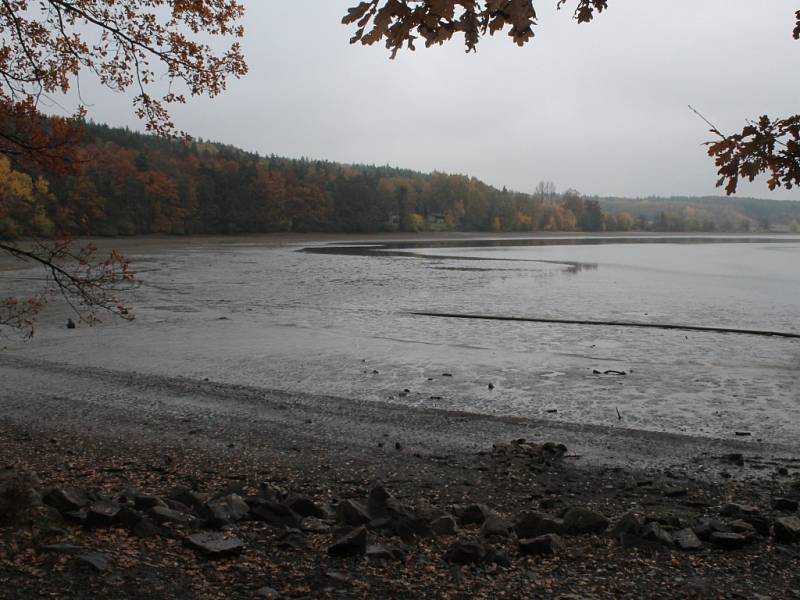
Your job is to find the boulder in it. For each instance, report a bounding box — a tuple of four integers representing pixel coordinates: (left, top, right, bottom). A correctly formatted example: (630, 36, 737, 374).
(328, 526, 368, 557)
(148, 506, 199, 526)
(773, 516, 800, 543)
(480, 515, 512, 539)
(365, 544, 407, 561)
(710, 532, 751, 550)
(563, 508, 609, 535)
(43, 487, 88, 513)
(250, 500, 300, 528)
(335, 499, 371, 527)
(457, 504, 494, 526)
(444, 541, 487, 564)
(674, 528, 703, 550)
(515, 511, 564, 538)
(201, 494, 250, 527)
(518, 534, 564, 556)
(641, 522, 674, 547)
(285, 496, 326, 519)
(183, 532, 244, 559)
(85, 500, 121, 529)
(430, 515, 459, 536)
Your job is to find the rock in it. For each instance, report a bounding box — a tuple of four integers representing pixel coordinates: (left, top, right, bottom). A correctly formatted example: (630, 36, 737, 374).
(773, 498, 799, 512)
(367, 484, 397, 518)
(43, 487, 88, 513)
(725, 453, 745, 466)
(485, 548, 511, 567)
(250, 500, 300, 528)
(335, 499, 371, 527)
(169, 488, 207, 511)
(85, 500, 121, 528)
(719, 503, 760, 518)
(393, 514, 432, 542)
(183, 532, 244, 559)
(201, 494, 250, 527)
(328, 526, 368, 557)
(254, 587, 282, 599)
(62, 510, 87, 526)
(134, 495, 166, 511)
(710, 531, 751, 550)
(285, 495, 326, 519)
(41, 543, 83, 554)
(773, 516, 800, 543)
(515, 511, 564, 538)
(66, 318, 76, 329)
(75, 553, 111, 572)
(299, 517, 331, 534)
(117, 506, 143, 529)
(674, 528, 703, 551)
(366, 544, 407, 561)
(444, 541, 486, 564)
(277, 531, 308, 551)
(132, 518, 162, 538)
(148, 506, 198, 526)
(0, 470, 42, 518)
(480, 515, 512, 538)
(519, 534, 564, 556)
(729, 519, 757, 535)
(641, 522, 674, 547)
(563, 507, 609, 535)
(611, 512, 642, 537)
(692, 518, 729, 540)
(457, 503, 494, 526)
(430, 515, 459, 535)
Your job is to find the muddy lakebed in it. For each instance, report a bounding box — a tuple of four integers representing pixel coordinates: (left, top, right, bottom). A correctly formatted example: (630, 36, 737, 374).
(2, 233, 799, 449)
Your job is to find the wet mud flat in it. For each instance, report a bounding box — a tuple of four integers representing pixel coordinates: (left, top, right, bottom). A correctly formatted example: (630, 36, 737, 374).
(1, 355, 800, 599)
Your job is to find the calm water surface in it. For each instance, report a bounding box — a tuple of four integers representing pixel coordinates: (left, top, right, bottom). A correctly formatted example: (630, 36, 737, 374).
(3, 235, 799, 444)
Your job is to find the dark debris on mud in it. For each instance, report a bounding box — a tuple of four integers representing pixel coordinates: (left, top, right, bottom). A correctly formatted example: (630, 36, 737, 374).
(1, 425, 799, 600)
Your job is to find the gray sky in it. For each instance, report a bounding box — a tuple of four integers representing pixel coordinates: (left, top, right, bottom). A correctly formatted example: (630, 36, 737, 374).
(59, 1, 800, 200)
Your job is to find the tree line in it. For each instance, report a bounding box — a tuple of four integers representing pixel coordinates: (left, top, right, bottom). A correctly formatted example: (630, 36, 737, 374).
(1, 123, 797, 241)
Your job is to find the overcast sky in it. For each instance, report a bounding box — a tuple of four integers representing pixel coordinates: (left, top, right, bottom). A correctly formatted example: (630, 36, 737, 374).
(58, 1, 799, 200)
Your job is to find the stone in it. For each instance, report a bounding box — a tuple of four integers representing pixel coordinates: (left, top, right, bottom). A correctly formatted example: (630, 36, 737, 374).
(183, 532, 244, 559)
(43, 487, 88, 513)
(431, 514, 459, 535)
(299, 517, 331, 534)
(169, 488, 207, 511)
(641, 522, 674, 547)
(201, 494, 250, 527)
(85, 500, 120, 528)
(335, 499, 371, 527)
(674, 528, 703, 550)
(480, 515, 512, 538)
(148, 506, 198, 526)
(285, 495, 326, 519)
(515, 511, 564, 538)
(692, 517, 729, 540)
(444, 541, 486, 564)
(457, 503, 494, 526)
(132, 518, 162, 538)
(254, 587, 282, 599)
(710, 532, 751, 550)
(773, 516, 800, 543)
(117, 506, 143, 529)
(276, 531, 308, 551)
(773, 498, 799, 512)
(519, 534, 564, 556)
(485, 548, 511, 567)
(611, 512, 642, 537)
(366, 484, 395, 518)
(250, 500, 300, 528)
(563, 508, 609, 535)
(41, 544, 83, 554)
(366, 544, 407, 561)
(719, 503, 760, 519)
(392, 515, 432, 542)
(75, 553, 111, 572)
(134, 495, 166, 511)
(62, 510, 87, 526)
(328, 526, 368, 557)
(729, 519, 756, 535)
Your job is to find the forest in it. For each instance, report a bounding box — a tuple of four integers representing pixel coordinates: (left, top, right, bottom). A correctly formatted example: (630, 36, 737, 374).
(1, 122, 798, 240)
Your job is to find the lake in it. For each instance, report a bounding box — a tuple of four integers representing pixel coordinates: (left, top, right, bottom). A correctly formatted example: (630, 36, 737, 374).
(3, 234, 799, 445)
